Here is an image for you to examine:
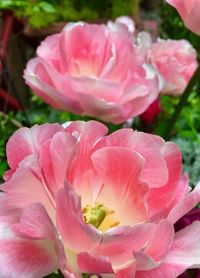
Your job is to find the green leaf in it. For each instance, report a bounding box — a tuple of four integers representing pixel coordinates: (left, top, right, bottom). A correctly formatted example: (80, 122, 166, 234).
(38, 2, 56, 13)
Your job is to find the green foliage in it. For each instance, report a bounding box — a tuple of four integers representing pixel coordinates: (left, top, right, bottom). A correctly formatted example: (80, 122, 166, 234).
(157, 89, 200, 140)
(112, 0, 140, 18)
(173, 137, 200, 187)
(16, 94, 92, 126)
(0, 0, 140, 29)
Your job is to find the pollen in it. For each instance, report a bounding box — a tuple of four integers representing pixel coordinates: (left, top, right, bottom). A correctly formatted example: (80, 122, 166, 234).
(82, 202, 120, 232)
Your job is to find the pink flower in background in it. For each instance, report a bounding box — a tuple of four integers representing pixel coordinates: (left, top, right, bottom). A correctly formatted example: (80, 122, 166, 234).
(150, 39, 198, 95)
(140, 98, 160, 123)
(165, 0, 200, 35)
(1, 121, 200, 277)
(24, 21, 159, 124)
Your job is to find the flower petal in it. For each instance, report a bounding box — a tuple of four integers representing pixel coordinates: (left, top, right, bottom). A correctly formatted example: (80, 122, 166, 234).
(6, 123, 62, 173)
(0, 156, 54, 219)
(95, 223, 156, 267)
(77, 252, 114, 274)
(168, 181, 200, 224)
(92, 146, 147, 225)
(39, 131, 76, 197)
(56, 186, 102, 252)
(137, 221, 200, 277)
(0, 222, 58, 278)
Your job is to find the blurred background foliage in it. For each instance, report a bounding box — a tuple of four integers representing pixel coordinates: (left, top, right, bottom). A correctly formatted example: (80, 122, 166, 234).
(0, 0, 140, 28)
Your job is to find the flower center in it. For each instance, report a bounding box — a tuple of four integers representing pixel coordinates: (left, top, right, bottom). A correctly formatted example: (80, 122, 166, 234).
(82, 202, 120, 232)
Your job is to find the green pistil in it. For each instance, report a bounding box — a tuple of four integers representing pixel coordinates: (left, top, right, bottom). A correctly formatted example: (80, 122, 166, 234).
(82, 203, 108, 228)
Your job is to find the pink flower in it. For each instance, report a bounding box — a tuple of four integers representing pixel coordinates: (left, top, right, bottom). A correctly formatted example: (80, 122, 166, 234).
(1, 120, 200, 277)
(150, 39, 198, 95)
(165, 0, 200, 35)
(24, 21, 159, 124)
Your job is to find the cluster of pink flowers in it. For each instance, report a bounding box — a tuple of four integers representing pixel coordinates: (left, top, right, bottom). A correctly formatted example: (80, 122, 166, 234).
(24, 18, 197, 124)
(0, 121, 200, 277)
(0, 6, 200, 277)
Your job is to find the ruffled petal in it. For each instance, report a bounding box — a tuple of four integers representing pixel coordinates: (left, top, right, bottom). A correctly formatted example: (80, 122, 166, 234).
(77, 252, 114, 274)
(136, 221, 200, 277)
(91, 146, 147, 225)
(6, 123, 62, 173)
(56, 186, 102, 252)
(39, 131, 76, 197)
(168, 181, 200, 224)
(0, 156, 54, 219)
(0, 212, 58, 278)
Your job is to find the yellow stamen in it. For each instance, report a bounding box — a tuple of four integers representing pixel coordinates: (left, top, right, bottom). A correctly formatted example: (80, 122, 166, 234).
(82, 202, 120, 232)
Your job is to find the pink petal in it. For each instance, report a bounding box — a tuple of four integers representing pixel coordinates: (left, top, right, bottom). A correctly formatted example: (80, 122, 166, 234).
(134, 252, 158, 271)
(60, 23, 110, 76)
(166, 221, 200, 271)
(143, 219, 174, 262)
(0, 156, 54, 219)
(24, 59, 83, 113)
(39, 131, 76, 197)
(6, 123, 62, 171)
(146, 142, 184, 219)
(91, 146, 147, 225)
(116, 264, 136, 278)
(96, 129, 168, 188)
(0, 223, 58, 278)
(71, 75, 124, 103)
(71, 91, 125, 124)
(95, 223, 156, 267)
(77, 252, 114, 274)
(64, 120, 108, 188)
(184, 4, 200, 35)
(12, 203, 70, 277)
(37, 33, 62, 70)
(13, 203, 57, 240)
(137, 221, 200, 277)
(130, 132, 168, 188)
(168, 181, 200, 224)
(56, 186, 102, 252)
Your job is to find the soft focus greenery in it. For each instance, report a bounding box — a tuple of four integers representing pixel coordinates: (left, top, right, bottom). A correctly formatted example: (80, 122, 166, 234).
(0, 0, 140, 28)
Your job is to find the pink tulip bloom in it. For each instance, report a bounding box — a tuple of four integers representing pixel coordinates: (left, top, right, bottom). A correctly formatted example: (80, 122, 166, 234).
(24, 21, 159, 124)
(150, 39, 198, 95)
(165, 0, 200, 35)
(1, 121, 200, 277)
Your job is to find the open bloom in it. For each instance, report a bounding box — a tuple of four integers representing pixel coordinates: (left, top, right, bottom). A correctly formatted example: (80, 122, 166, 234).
(24, 21, 159, 124)
(135, 32, 198, 95)
(1, 121, 200, 277)
(165, 0, 200, 35)
(149, 39, 198, 95)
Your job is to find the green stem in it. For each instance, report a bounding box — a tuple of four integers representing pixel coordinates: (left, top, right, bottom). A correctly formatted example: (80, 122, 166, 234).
(161, 63, 200, 140)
